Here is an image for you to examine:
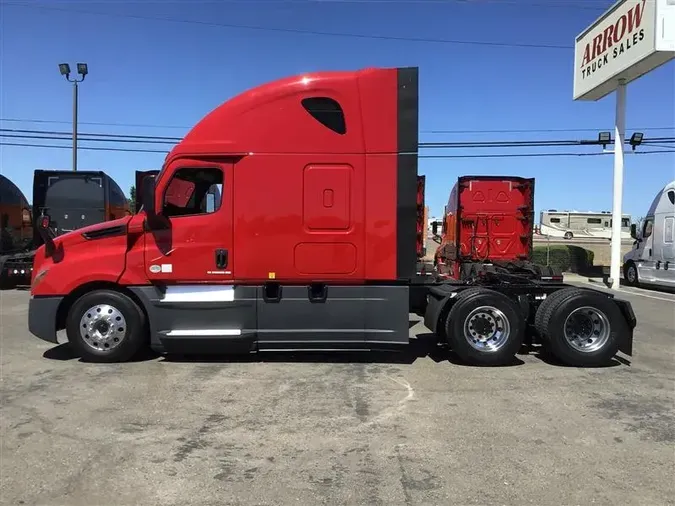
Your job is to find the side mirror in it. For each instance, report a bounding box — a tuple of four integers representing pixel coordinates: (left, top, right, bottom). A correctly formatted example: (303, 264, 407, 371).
(142, 176, 157, 218)
(630, 223, 637, 239)
(37, 213, 56, 256)
(432, 222, 439, 236)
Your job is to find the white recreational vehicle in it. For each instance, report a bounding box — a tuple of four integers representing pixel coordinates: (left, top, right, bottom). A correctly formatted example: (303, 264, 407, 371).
(539, 210, 632, 240)
(623, 180, 675, 289)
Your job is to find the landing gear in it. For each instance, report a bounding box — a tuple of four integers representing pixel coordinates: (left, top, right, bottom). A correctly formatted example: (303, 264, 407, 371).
(66, 289, 147, 362)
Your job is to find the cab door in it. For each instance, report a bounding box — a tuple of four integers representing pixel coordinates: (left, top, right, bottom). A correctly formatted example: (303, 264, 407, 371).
(144, 160, 233, 283)
(636, 217, 657, 283)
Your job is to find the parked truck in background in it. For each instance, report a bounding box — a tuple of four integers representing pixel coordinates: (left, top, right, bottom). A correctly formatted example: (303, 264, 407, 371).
(1, 169, 130, 287)
(0, 174, 33, 286)
(432, 176, 561, 282)
(27, 66, 636, 368)
(623, 180, 675, 289)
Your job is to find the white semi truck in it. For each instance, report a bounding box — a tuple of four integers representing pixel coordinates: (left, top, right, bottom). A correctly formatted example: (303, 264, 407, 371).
(623, 180, 675, 289)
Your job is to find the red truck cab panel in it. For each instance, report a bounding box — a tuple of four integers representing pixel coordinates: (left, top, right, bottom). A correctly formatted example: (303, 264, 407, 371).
(151, 67, 419, 283)
(31, 217, 132, 296)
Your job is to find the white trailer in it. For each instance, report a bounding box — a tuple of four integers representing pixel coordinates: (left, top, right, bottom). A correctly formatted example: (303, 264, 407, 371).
(539, 210, 632, 240)
(623, 180, 675, 289)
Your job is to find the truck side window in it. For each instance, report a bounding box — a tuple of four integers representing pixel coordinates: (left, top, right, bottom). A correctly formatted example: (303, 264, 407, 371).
(642, 218, 654, 239)
(668, 190, 675, 206)
(162, 168, 223, 218)
(301, 97, 346, 135)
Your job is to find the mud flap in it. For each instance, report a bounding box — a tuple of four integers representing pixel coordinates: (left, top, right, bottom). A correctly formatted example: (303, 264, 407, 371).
(423, 285, 459, 337)
(612, 298, 636, 356)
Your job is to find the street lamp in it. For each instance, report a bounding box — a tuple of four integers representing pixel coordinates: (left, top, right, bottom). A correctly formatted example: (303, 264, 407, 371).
(629, 132, 644, 151)
(59, 62, 88, 171)
(597, 131, 611, 149)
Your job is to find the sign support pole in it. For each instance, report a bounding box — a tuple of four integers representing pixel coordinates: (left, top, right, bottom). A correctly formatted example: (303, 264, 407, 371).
(609, 79, 626, 291)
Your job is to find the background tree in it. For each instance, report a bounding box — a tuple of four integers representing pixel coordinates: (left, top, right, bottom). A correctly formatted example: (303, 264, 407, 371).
(128, 185, 136, 213)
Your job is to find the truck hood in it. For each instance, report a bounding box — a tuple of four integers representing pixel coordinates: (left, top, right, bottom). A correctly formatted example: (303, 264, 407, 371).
(54, 215, 131, 246)
(31, 215, 135, 295)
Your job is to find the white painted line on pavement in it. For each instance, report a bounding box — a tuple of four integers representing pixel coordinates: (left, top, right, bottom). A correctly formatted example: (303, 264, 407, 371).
(617, 287, 675, 303)
(567, 278, 675, 303)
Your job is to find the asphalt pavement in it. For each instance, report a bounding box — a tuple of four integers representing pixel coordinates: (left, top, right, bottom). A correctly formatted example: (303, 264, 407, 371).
(1, 285, 673, 506)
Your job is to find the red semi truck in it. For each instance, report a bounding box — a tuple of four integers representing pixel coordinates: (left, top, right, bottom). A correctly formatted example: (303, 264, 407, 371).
(432, 175, 561, 282)
(27, 66, 635, 367)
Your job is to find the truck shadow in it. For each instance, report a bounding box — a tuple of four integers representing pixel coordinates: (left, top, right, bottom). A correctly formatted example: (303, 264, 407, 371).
(524, 343, 626, 368)
(159, 333, 524, 367)
(44, 340, 627, 368)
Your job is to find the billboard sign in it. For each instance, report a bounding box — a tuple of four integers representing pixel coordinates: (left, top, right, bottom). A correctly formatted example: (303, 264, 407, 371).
(574, 0, 675, 101)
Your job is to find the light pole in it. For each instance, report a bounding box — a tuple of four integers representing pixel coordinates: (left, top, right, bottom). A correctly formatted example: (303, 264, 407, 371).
(58, 63, 88, 172)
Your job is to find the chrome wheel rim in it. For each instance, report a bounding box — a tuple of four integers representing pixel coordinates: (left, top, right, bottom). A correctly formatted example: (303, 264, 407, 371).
(79, 304, 127, 352)
(563, 306, 610, 353)
(463, 305, 511, 352)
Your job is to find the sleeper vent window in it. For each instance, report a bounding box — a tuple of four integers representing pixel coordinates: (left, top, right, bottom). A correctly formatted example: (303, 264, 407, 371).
(301, 97, 346, 135)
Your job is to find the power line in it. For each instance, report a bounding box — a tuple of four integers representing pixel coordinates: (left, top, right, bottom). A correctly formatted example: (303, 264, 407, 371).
(0, 118, 190, 130)
(0, 128, 182, 142)
(423, 139, 675, 148)
(645, 144, 675, 151)
(2, 141, 673, 159)
(2, 129, 673, 149)
(209, 0, 607, 6)
(27, 0, 606, 5)
(426, 126, 675, 134)
(3, 118, 673, 135)
(0, 133, 177, 145)
(0, 128, 183, 144)
(0, 142, 168, 154)
(419, 150, 675, 159)
(4, 2, 574, 50)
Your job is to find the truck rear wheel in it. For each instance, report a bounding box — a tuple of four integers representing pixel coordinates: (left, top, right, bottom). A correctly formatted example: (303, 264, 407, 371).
(444, 288, 525, 366)
(66, 289, 147, 363)
(534, 288, 625, 367)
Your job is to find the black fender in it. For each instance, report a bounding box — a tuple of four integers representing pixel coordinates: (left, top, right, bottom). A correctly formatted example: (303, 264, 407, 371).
(612, 297, 636, 356)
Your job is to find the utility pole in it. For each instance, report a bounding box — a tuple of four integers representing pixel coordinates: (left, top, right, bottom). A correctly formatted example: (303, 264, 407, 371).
(58, 63, 88, 172)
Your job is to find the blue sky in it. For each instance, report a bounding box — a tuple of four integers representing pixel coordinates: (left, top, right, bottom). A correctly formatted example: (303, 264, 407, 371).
(1, 0, 673, 221)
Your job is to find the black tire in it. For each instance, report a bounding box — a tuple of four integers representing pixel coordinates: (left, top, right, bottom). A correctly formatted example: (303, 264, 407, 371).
(564, 231, 573, 240)
(66, 289, 147, 363)
(534, 287, 626, 367)
(444, 288, 525, 366)
(623, 261, 639, 286)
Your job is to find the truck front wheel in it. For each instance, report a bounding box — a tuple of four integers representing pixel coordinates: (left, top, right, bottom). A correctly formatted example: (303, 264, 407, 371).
(444, 288, 525, 366)
(535, 288, 624, 367)
(623, 261, 639, 286)
(66, 289, 147, 363)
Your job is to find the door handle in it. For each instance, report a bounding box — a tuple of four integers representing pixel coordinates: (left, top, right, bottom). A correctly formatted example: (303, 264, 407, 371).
(215, 249, 228, 269)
